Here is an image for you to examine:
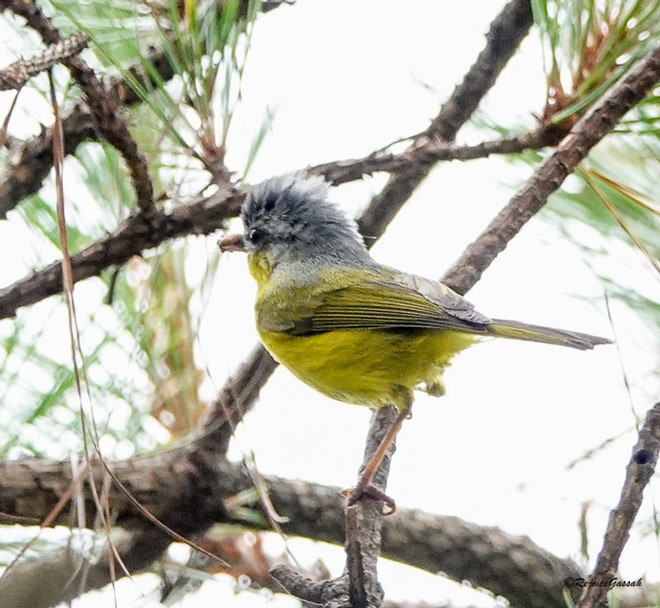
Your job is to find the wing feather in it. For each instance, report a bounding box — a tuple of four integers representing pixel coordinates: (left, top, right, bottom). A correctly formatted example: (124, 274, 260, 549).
(286, 275, 491, 336)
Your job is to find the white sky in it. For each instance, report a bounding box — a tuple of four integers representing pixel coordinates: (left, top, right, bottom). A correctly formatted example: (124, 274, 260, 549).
(1, 0, 659, 606)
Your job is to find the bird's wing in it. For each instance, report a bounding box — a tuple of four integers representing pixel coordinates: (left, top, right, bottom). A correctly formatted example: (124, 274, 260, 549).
(282, 271, 491, 336)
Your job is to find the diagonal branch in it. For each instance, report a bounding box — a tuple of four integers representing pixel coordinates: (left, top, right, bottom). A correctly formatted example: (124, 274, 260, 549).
(577, 402, 660, 608)
(357, 0, 534, 240)
(0, 188, 243, 319)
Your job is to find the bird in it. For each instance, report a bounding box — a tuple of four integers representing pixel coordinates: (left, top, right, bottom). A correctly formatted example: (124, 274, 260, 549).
(219, 173, 610, 510)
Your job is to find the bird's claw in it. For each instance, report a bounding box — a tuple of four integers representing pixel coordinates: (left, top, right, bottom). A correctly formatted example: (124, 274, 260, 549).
(341, 484, 396, 515)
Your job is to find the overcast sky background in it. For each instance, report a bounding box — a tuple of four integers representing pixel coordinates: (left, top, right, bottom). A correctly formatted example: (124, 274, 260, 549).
(1, 1, 659, 606)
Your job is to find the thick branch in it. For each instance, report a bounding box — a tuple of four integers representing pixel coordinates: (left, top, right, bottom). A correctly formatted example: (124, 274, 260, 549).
(0, 110, 97, 218)
(0, 455, 580, 608)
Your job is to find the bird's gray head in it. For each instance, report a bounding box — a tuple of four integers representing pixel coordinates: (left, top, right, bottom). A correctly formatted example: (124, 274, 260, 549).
(239, 173, 370, 270)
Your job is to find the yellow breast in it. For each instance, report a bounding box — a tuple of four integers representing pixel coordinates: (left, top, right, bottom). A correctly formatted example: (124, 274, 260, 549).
(258, 325, 476, 410)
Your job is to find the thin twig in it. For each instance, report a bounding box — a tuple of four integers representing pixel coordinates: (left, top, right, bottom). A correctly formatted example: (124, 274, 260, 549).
(312, 127, 564, 186)
(577, 403, 660, 608)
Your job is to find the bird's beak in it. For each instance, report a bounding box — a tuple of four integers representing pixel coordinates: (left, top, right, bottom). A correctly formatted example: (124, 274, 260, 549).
(218, 233, 246, 253)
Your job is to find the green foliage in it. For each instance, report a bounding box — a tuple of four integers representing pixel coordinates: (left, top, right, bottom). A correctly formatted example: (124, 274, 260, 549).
(542, 136, 659, 339)
(531, 0, 660, 123)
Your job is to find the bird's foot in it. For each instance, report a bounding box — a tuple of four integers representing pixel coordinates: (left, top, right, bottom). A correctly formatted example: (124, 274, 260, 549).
(341, 483, 396, 515)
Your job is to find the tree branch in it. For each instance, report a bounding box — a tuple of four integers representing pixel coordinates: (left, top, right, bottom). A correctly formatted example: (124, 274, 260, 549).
(0, 109, 97, 218)
(577, 403, 660, 608)
(0, 31, 88, 91)
(0, 187, 244, 319)
(1, 6, 658, 608)
(313, 127, 564, 186)
(0, 123, 566, 321)
(0, 528, 172, 608)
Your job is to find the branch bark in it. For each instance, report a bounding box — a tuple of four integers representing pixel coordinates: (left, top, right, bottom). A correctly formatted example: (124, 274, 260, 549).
(577, 403, 660, 608)
(442, 42, 660, 295)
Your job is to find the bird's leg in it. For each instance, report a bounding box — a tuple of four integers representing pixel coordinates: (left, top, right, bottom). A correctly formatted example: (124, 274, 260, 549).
(344, 402, 412, 514)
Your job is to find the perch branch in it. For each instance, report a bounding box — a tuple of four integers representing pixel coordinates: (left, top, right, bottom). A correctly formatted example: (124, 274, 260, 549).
(343, 0, 535, 604)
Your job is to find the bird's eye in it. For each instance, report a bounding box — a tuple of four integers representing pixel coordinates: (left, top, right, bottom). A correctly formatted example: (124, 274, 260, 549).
(247, 228, 265, 243)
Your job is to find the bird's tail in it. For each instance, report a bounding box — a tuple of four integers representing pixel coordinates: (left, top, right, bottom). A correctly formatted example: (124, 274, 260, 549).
(488, 319, 611, 351)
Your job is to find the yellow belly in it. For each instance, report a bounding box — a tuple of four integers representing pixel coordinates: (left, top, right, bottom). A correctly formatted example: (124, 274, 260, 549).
(259, 327, 476, 410)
